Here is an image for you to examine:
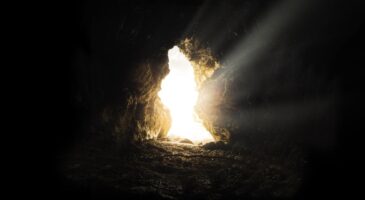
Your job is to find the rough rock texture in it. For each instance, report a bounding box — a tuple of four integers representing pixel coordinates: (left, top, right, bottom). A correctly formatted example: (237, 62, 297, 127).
(178, 38, 230, 142)
(178, 38, 220, 89)
(99, 39, 226, 145)
(98, 56, 171, 147)
(93, 36, 229, 145)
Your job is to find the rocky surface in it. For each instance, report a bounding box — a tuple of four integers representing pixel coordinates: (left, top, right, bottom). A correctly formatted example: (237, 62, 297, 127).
(60, 138, 304, 199)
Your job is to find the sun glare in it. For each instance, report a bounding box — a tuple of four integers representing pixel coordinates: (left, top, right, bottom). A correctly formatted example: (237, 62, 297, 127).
(158, 46, 215, 144)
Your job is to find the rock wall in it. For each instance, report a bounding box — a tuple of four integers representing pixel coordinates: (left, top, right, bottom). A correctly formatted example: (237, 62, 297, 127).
(99, 57, 172, 146)
(179, 38, 230, 142)
(67, 1, 206, 147)
(67, 0, 351, 153)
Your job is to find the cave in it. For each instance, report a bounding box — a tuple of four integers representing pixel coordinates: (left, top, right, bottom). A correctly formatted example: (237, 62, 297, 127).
(44, 0, 365, 199)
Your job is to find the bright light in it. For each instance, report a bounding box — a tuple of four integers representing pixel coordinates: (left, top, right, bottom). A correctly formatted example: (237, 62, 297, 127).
(158, 46, 215, 144)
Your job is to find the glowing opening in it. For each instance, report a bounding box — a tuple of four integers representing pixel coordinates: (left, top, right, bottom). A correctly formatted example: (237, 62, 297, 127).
(158, 46, 215, 144)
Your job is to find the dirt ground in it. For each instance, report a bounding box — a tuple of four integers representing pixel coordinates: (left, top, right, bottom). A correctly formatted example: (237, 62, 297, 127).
(60, 138, 305, 199)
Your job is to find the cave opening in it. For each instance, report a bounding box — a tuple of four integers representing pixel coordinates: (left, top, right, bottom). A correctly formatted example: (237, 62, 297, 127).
(55, 0, 364, 198)
(158, 46, 215, 145)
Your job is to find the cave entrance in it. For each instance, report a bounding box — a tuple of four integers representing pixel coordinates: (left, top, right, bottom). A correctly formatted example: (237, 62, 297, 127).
(158, 46, 215, 145)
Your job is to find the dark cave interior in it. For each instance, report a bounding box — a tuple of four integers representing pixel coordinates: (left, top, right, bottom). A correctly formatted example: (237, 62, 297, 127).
(41, 0, 365, 199)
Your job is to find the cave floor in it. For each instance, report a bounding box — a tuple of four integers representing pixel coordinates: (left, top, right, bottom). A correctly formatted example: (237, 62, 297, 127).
(60, 138, 304, 199)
